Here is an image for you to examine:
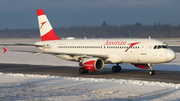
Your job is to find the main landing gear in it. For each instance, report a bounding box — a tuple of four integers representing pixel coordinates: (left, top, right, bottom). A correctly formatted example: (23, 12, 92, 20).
(79, 67, 89, 74)
(112, 64, 121, 73)
(148, 64, 155, 75)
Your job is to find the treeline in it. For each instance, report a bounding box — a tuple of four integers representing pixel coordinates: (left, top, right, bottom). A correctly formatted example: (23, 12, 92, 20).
(0, 22, 180, 38)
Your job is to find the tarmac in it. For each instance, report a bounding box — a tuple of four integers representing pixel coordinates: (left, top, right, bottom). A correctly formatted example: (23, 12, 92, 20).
(0, 63, 180, 84)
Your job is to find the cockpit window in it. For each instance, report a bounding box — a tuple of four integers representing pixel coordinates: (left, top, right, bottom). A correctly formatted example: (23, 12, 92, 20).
(157, 45, 161, 49)
(162, 45, 168, 49)
(154, 45, 157, 49)
(153, 45, 169, 49)
(163, 42, 170, 48)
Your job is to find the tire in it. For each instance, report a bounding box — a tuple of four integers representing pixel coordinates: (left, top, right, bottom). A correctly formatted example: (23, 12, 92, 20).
(84, 69, 89, 73)
(112, 66, 117, 72)
(152, 70, 155, 75)
(79, 68, 85, 74)
(117, 66, 121, 72)
(149, 70, 155, 75)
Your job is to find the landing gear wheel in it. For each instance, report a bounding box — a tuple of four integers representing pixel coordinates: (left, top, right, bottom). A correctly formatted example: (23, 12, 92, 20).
(79, 67, 85, 74)
(117, 66, 121, 72)
(112, 66, 117, 72)
(112, 66, 121, 73)
(149, 70, 155, 75)
(84, 69, 89, 73)
(79, 67, 89, 74)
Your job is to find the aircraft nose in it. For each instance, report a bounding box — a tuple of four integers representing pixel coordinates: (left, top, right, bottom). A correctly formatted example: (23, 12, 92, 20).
(166, 49, 176, 62)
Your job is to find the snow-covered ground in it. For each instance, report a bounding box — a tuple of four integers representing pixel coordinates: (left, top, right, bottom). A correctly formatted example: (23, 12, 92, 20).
(0, 38, 180, 100)
(0, 72, 180, 101)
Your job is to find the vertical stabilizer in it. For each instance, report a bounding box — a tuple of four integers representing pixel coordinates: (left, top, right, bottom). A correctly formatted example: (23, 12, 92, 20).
(37, 9, 60, 41)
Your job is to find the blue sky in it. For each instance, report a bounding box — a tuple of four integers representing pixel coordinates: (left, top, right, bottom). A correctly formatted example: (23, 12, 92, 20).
(0, 0, 180, 29)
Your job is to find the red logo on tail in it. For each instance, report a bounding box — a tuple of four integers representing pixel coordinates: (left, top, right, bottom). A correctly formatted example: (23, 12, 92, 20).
(125, 42, 140, 52)
(40, 21, 47, 29)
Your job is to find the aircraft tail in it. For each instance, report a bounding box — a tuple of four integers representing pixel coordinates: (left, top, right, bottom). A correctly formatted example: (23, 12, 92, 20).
(37, 9, 60, 41)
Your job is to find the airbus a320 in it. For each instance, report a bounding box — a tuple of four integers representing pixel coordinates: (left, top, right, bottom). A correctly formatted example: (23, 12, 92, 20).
(2, 9, 176, 75)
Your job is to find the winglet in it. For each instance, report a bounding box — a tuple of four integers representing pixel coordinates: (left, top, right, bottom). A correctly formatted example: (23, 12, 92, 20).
(3, 47, 7, 53)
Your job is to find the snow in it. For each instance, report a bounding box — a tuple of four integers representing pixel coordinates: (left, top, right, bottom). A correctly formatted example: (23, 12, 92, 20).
(0, 72, 180, 101)
(0, 38, 180, 100)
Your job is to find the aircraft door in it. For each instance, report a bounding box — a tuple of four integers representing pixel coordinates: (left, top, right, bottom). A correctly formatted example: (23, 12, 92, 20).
(141, 42, 148, 55)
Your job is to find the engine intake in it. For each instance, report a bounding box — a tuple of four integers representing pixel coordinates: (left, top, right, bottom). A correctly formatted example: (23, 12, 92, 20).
(82, 58, 104, 71)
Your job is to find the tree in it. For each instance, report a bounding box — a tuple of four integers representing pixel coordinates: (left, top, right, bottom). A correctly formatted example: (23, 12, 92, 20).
(101, 21, 108, 27)
(5, 28, 9, 31)
(158, 21, 160, 26)
(153, 22, 157, 26)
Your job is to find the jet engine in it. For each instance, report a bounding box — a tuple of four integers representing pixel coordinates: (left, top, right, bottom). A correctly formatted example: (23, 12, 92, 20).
(82, 58, 104, 71)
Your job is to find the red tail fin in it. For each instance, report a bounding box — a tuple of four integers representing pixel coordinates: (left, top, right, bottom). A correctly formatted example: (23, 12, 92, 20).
(37, 9, 60, 41)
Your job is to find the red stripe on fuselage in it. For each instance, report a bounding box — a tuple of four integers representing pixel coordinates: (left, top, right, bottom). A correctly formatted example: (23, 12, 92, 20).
(125, 42, 140, 52)
(37, 9, 45, 16)
(41, 29, 60, 41)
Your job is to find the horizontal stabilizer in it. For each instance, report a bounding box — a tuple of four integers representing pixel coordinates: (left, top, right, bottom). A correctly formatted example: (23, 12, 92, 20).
(0, 43, 44, 47)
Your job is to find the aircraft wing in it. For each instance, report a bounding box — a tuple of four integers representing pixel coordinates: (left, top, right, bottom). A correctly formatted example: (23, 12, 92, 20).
(10, 50, 109, 59)
(1, 43, 109, 59)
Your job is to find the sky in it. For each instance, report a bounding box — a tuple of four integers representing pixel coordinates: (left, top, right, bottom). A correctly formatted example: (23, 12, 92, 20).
(0, 0, 180, 29)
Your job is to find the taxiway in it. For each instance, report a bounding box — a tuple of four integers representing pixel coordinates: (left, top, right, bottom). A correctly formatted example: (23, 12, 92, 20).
(0, 63, 180, 84)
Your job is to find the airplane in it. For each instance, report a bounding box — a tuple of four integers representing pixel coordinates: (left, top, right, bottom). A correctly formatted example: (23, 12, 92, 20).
(1, 9, 176, 75)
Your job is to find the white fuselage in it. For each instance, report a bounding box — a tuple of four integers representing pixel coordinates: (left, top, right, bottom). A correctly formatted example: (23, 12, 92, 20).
(35, 38, 176, 64)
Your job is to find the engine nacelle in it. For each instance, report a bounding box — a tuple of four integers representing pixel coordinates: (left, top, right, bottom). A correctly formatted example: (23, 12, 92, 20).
(133, 64, 149, 69)
(82, 58, 104, 71)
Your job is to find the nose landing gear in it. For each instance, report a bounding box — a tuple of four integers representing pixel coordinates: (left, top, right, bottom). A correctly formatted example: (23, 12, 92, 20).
(149, 70, 155, 75)
(148, 63, 155, 75)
